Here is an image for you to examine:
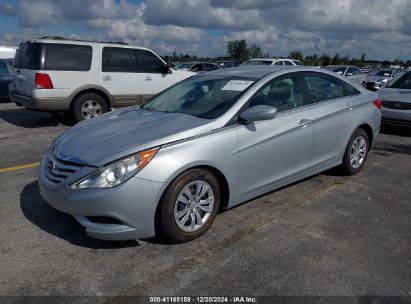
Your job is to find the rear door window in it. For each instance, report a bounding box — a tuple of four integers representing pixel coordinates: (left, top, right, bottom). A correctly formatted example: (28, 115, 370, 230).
(102, 47, 137, 72)
(44, 44, 92, 71)
(13, 42, 41, 70)
(303, 72, 360, 103)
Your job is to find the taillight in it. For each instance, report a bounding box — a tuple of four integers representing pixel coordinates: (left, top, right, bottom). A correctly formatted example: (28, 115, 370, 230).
(35, 73, 53, 89)
(373, 99, 382, 109)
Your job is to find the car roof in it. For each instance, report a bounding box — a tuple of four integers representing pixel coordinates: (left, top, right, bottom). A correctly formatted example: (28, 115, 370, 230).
(21, 37, 154, 52)
(199, 65, 292, 79)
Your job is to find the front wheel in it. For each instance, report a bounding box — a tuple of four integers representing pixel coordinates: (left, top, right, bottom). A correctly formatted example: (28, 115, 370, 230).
(157, 169, 220, 243)
(341, 128, 369, 175)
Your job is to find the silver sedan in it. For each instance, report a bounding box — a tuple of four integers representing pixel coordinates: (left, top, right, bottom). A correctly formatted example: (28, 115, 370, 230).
(38, 66, 381, 243)
(378, 71, 411, 125)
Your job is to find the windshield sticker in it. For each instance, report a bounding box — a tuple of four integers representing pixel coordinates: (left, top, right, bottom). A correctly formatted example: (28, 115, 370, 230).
(221, 80, 254, 91)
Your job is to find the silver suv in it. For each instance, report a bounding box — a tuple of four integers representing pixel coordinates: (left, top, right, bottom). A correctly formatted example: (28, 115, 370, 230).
(9, 37, 195, 122)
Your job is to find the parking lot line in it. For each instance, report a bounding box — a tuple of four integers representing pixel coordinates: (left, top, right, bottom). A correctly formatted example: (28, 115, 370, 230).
(0, 162, 40, 173)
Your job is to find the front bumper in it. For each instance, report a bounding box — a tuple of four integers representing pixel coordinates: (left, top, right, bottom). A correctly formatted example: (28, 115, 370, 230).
(9, 90, 70, 111)
(38, 156, 165, 241)
(381, 107, 411, 124)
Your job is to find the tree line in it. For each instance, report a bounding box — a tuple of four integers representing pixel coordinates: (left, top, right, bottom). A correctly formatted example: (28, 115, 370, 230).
(165, 39, 410, 68)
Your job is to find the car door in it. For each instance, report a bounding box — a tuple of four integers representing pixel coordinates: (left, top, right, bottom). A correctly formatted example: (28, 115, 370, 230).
(301, 71, 361, 170)
(237, 73, 314, 197)
(134, 49, 176, 103)
(99, 47, 142, 106)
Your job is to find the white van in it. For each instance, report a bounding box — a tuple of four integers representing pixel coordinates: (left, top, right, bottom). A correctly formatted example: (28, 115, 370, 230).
(0, 46, 17, 59)
(9, 37, 195, 122)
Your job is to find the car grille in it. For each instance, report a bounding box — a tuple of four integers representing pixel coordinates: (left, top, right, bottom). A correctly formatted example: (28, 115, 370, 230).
(381, 100, 411, 110)
(43, 151, 84, 185)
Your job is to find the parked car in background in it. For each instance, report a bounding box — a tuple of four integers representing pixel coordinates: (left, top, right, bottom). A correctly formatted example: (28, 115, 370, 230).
(0, 46, 17, 59)
(360, 68, 373, 74)
(215, 60, 242, 68)
(38, 66, 381, 243)
(0, 59, 13, 100)
(365, 69, 401, 91)
(173, 62, 221, 73)
(378, 71, 411, 126)
(9, 37, 195, 122)
(323, 65, 366, 86)
(241, 58, 303, 67)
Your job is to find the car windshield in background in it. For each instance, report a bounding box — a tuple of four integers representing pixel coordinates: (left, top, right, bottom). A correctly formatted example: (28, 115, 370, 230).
(386, 71, 411, 89)
(241, 60, 272, 66)
(293, 60, 303, 66)
(324, 67, 346, 75)
(174, 63, 192, 70)
(143, 75, 255, 119)
(369, 70, 392, 77)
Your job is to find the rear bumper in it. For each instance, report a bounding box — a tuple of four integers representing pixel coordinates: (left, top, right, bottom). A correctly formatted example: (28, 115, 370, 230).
(9, 90, 70, 111)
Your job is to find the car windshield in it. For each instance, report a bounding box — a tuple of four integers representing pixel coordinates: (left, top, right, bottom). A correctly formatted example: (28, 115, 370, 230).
(324, 66, 346, 75)
(174, 63, 193, 70)
(241, 60, 272, 66)
(143, 75, 255, 119)
(386, 71, 411, 89)
(369, 70, 392, 77)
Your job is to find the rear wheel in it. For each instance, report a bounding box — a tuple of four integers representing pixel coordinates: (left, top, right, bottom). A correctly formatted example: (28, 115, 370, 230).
(72, 93, 108, 122)
(157, 169, 220, 243)
(341, 128, 369, 175)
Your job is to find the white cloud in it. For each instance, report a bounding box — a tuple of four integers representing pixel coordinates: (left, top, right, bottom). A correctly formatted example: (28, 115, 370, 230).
(0, 0, 411, 59)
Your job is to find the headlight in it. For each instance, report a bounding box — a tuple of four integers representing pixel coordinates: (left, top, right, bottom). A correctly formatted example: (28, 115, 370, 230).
(70, 147, 159, 189)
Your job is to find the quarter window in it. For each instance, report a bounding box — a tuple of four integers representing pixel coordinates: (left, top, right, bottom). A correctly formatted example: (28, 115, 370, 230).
(44, 44, 92, 71)
(102, 47, 136, 73)
(248, 74, 304, 112)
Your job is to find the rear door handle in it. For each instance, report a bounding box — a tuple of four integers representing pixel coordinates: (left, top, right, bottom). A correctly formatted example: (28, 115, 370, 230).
(144, 76, 152, 81)
(297, 119, 312, 128)
(103, 75, 112, 81)
(346, 103, 354, 110)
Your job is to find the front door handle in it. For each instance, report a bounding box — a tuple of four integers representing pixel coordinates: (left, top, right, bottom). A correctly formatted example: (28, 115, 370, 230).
(145, 76, 152, 81)
(297, 119, 312, 128)
(346, 103, 354, 110)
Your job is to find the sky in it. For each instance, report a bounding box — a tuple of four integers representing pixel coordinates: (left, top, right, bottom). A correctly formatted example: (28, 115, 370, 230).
(0, 0, 410, 61)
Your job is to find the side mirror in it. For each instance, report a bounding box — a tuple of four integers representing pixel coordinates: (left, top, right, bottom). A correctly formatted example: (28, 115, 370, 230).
(346, 72, 353, 77)
(161, 63, 171, 74)
(240, 105, 277, 122)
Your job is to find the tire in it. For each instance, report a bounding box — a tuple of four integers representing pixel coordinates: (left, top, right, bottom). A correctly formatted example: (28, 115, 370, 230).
(157, 169, 220, 243)
(71, 93, 108, 122)
(341, 128, 369, 175)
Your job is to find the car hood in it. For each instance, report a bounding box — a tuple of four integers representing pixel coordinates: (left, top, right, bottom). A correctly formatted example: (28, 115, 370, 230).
(378, 87, 411, 103)
(53, 107, 213, 167)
